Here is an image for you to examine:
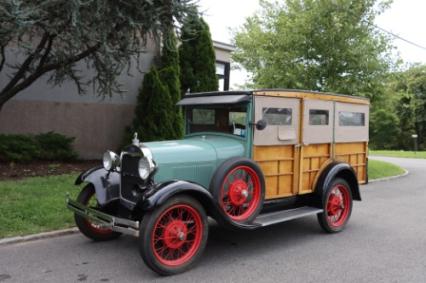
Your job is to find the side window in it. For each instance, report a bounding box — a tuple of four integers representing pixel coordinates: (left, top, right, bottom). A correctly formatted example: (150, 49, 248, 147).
(263, 108, 292, 125)
(309, 109, 329, 125)
(339, 111, 365, 126)
(229, 111, 246, 126)
(193, 109, 215, 125)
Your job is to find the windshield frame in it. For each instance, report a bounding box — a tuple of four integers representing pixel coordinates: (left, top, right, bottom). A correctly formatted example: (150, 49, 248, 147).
(183, 102, 251, 140)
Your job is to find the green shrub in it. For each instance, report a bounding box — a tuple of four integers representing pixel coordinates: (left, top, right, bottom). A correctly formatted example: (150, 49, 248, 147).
(34, 132, 77, 161)
(0, 132, 77, 162)
(0, 134, 39, 162)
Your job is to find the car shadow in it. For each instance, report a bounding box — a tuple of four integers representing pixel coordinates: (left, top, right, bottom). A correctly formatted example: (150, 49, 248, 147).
(74, 216, 336, 280)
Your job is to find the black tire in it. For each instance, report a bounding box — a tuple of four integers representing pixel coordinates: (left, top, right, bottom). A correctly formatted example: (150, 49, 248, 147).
(139, 195, 209, 276)
(317, 178, 353, 233)
(74, 185, 121, 241)
(209, 157, 265, 224)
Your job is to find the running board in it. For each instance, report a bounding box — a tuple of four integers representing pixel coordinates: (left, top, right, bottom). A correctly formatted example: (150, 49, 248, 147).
(253, 206, 323, 227)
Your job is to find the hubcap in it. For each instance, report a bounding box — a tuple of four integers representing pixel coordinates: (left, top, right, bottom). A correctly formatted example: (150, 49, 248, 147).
(229, 179, 249, 206)
(163, 220, 188, 249)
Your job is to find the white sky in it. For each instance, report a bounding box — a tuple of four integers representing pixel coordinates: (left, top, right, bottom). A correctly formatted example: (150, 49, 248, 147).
(198, 0, 426, 89)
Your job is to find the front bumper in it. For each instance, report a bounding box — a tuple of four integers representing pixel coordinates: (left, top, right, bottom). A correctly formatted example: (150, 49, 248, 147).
(66, 196, 140, 237)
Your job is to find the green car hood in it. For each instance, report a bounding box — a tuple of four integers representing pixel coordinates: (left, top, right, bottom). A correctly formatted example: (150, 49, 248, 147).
(144, 135, 246, 188)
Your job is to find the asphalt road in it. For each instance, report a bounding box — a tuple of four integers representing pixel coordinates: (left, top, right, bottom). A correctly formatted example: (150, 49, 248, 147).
(1, 156, 426, 283)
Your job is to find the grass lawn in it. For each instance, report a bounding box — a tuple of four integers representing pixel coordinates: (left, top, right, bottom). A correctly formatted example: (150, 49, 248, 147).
(368, 159, 405, 180)
(370, 150, 426, 159)
(0, 174, 79, 238)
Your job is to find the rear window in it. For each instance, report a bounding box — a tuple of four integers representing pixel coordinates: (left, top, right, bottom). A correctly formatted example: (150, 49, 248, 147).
(192, 109, 215, 125)
(339, 111, 365, 126)
(263, 108, 292, 125)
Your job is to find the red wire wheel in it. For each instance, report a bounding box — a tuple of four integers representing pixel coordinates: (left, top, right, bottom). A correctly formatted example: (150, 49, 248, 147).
(139, 196, 208, 276)
(318, 178, 353, 233)
(220, 165, 262, 222)
(151, 204, 203, 267)
(74, 185, 121, 241)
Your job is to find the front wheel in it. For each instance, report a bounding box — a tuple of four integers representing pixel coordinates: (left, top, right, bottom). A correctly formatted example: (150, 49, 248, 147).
(139, 196, 208, 276)
(317, 178, 353, 233)
(74, 185, 121, 241)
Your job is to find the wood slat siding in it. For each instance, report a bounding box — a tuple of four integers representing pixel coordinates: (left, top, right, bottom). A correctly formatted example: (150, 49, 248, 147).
(301, 144, 331, 193)
(335, 142, 368, 184)
(253, 145, 296, 199)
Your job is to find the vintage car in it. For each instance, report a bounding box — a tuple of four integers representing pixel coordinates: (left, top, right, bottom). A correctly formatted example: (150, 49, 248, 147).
(67, 89, 369, 276)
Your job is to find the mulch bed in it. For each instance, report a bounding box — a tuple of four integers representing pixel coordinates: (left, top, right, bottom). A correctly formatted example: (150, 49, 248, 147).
(0, 160, 100, 181)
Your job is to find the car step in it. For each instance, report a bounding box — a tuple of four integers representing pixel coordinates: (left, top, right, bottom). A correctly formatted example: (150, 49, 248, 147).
(253, 206, 323, 227)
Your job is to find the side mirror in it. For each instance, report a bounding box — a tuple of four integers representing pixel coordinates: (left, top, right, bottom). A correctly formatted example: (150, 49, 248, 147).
(255, 119, 267, 131)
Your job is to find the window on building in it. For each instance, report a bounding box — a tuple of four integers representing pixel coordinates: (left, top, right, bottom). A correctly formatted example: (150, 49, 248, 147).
(216, 61, 230, 91)
(263, 108, 292, 125)
(339, 111, 365, 126)
(309, 109, 329, 125)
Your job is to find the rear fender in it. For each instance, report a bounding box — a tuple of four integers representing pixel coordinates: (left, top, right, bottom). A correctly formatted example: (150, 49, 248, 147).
(315, 162, 361, 203)
(75, 166, 120, 205)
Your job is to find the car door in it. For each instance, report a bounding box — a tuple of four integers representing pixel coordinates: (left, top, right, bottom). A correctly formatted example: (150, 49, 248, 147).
(252, 95, 301, 199)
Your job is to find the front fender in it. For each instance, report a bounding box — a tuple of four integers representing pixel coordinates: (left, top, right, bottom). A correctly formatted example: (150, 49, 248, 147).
(139, 180, 260, 230)
(140, 180, 214, 211)
(74, 166, 120, 205)
(315, 162, 361, 202)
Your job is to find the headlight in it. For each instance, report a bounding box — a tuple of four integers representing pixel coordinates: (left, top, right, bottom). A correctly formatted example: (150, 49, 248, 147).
(138, 157, 150, 180)
(103, 151, 119, 171)
(138, 146, 155, 180)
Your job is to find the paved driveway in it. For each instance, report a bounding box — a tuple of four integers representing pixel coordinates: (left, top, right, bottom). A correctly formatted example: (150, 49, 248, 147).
(1, 157, 425, 283)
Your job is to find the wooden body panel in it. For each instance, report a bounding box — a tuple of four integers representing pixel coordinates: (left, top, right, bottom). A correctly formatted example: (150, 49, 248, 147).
(300, 144, 331, 194)
(253, 145, 296, 199)
(335, 142, 368, 184)
(252, 90, 369, 199)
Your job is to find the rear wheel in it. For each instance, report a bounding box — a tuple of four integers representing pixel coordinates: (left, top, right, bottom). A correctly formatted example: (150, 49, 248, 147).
(139, 196, 208, 276)
(317, 178, 353, 233)
(74, 185, 121, 241)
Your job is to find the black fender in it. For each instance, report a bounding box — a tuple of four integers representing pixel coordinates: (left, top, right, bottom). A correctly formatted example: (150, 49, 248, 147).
(139, 180, 259, 230)
(74, 166, 120, 205)
(315, 162, 362, 204)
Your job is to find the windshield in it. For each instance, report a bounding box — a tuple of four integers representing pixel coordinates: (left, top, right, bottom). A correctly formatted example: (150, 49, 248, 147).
(185, 104, 248, 137)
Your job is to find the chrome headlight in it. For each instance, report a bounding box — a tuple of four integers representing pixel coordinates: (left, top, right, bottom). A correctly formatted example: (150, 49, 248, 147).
(138, 147, 155, 180)
(103, 150, 119, 171)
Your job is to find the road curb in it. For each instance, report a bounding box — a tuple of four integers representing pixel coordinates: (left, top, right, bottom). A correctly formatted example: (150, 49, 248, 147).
(368, 168, 409, 183)
(0, 227, 78, 246)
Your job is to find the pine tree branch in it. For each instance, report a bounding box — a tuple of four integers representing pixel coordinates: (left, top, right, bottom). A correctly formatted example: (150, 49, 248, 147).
(1, 33, 50, 95)
(0, 43, 101, 108)
(0, 45, 5, 72)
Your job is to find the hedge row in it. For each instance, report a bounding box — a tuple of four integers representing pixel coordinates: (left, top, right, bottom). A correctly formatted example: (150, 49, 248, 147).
(0, 132, 77, 162)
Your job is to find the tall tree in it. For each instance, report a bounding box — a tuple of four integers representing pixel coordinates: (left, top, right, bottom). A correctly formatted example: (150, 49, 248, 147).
(179, 11, 218, 94)
(0, 0, 195, 111)
(160, 29, 184, 139)
(392, 64, 426, 150)
(131, 68, 174, 142)
(233, 0, 394, 99)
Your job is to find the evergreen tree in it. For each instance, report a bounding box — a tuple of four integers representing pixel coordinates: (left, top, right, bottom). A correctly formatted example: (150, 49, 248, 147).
(179, 12, 218, 94)
(160, 30, 184, 139)
(131, 68, 174, 142)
